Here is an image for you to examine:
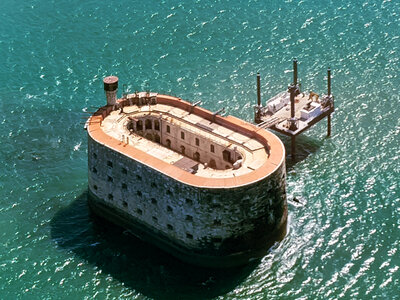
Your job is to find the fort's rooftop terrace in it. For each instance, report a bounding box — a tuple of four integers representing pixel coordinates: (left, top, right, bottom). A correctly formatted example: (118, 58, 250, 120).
(87, 93, 284, 188)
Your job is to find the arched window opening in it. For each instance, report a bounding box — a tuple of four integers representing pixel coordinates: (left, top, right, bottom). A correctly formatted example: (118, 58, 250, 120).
(145, 133, 153, 141)
(145, 119, 152, 130)
(180, 145, 185, 155)
(209, 159, 217, 169)
(166, 139, 171, 149)
(154, 120, 160, 131)
(193, 152, 200, 162)
(137, 120, 143, 131)
(154, 134, 161, 144)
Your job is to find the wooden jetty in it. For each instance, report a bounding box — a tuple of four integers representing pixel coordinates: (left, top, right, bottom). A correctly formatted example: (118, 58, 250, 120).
(254, 59, 334, 160)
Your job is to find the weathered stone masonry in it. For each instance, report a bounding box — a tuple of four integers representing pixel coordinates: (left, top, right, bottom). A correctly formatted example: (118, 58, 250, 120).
(88, 135, 286, 257)
(87, 87, 287, 267)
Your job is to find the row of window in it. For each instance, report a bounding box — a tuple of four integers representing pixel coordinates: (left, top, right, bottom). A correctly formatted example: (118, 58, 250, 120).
(92, 171, 197, 206)
(92, 156, 142, 179)
(119, 196, 195, 239)
(166, 127, 215, 153)
(135, 119, 160, 131)
(164, 140, 223, 168)
(163, 137, 235, 169)
(92, 193, 221, 242)
(93, 157, 229, 208)
(124, 201, 194, 239)
(94, 186, 220, 226)
(91, 158, 199, 206)
(91, 156, 223, 236)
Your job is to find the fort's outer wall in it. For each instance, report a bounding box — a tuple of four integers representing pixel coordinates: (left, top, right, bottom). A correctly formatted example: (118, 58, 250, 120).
(88, 135, 287, 267)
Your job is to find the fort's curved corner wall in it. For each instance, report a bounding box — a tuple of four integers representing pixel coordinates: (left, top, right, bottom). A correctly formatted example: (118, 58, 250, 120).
(87, 134, 287, 267)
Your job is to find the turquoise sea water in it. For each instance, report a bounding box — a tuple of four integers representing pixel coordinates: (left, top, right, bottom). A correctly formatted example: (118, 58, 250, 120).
(1, 0, 399, 298)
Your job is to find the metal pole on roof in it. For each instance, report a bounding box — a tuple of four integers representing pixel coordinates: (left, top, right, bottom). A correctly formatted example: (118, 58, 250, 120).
(257, 73, 261, 107)
(327, 68, 331, 96)
(327, 68, 332, 137)
(290, 59, 298, 119)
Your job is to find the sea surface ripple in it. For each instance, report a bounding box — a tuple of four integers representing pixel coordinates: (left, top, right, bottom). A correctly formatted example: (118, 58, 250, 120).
(0, 0, 399, 299)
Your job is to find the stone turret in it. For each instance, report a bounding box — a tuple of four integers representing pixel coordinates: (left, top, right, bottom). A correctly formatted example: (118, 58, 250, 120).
(103, 76, 118, 106)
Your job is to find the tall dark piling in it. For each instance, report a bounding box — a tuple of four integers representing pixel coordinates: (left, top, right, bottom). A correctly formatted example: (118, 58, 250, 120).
(255, 73, 262, 123)
(257, 73, 261, 107)
(327, 68, 332, 137)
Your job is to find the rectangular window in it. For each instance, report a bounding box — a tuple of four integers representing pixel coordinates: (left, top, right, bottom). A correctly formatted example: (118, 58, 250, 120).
(107, 160, 113, 168)
(166, 125, 170, 133)
(210, 144, 215, 153)
(195, 138, 199, 146)
(181, 131, 185, 140)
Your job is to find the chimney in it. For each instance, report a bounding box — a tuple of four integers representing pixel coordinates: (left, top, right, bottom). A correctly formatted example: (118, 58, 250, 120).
(103, 76, 119, 106)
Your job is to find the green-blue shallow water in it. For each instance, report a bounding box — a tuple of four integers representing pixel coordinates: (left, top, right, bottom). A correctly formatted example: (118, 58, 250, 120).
(1, 0, 399, 298)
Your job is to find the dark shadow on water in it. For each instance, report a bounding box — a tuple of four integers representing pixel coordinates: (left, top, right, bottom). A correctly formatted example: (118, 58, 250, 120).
(277, 133, 325, 169)
(50, 191, 258, 299)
